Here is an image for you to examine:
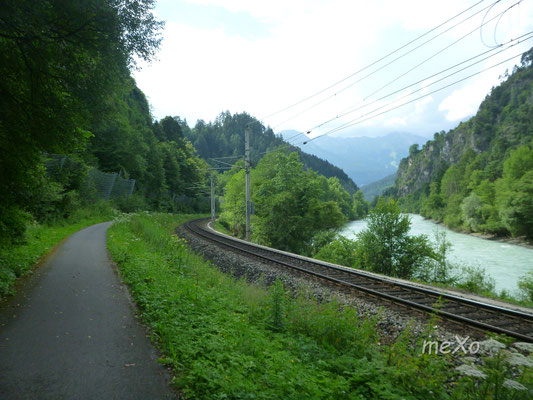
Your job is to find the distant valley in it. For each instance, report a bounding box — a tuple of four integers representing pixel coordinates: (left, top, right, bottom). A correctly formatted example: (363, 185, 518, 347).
(279, 131, 426, 186)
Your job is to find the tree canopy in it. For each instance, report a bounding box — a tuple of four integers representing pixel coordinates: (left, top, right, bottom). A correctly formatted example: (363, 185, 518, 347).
(393, 48, 533, 241)
(219, 151, 365, 254)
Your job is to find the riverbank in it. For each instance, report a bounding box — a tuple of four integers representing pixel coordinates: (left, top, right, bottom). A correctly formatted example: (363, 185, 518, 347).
(342, 215, 533, 295)
(421, 215, 533, 250)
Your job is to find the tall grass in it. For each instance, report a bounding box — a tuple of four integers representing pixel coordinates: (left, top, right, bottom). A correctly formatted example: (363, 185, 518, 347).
(107, 213, 532, 399)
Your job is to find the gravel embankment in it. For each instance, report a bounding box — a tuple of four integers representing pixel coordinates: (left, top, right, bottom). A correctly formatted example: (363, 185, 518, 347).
(176, 224, 533, 380)
(176, 225, 478, 345)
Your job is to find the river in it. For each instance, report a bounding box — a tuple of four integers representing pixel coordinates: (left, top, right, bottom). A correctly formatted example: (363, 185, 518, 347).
(340, 214, 533, 295)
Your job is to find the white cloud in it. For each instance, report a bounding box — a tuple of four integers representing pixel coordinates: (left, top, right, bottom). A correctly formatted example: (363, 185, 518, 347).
(134, 0, 533, 137)
(438, 74, 493, 122)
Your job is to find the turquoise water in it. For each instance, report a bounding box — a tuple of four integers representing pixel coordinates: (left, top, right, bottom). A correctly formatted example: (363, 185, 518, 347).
(340, 214, 533, 295)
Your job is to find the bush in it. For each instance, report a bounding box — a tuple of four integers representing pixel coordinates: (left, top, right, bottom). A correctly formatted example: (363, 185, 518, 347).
(313, 235, 358, 267)
(356, 198, 434, 279)
(518, 272, 533, 303)
(414, 231, 458, 285)
(0, 204, 30, 245)
(456, 266, 496, 295)
(112, 194, 148, 213)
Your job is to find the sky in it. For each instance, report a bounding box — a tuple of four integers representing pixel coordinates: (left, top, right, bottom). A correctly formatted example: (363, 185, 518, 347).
(133, 0, 533, 141)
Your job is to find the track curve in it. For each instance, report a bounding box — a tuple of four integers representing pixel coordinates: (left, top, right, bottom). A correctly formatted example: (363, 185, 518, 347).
(183, 218, 533, 343)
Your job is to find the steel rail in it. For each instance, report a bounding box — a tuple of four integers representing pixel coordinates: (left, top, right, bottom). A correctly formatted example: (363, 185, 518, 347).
(183, 218, 533, 343)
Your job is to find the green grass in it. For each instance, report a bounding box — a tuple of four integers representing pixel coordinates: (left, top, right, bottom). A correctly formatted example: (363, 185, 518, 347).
(0, 201, 117, 298)
(214, 219, 232, 236)
(106, 213, 533, 399)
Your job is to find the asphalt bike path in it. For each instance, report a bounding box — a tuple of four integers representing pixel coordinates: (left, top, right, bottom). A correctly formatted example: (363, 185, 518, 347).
(0, 222, 176, 399)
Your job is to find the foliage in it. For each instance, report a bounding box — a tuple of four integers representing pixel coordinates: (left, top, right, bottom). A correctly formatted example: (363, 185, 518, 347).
(313, 235, 359, 267)
(414, 230, 458, 285)
(455, 266, 496, 295)
(355, 198, 434, 279)
(0, 0, 162, 243)
(517, 272, 533, 303)
(86, 80, 210, 209)
(454, 338, 533, 400)
(267, 279, 286, 332)
(108, 212, 515, 399)
(220, 151, 355, 253)
(393, 49, 533, 241)
(352, 190, 369, 219)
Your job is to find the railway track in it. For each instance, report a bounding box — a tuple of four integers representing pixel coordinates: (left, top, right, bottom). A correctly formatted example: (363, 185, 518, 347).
(183, 218, 533, 343)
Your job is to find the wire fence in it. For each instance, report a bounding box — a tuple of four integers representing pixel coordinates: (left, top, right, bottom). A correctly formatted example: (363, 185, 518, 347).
(88, 169, 135, 200)
(44, 154, 209, 212)
(44, 154, 135, 201)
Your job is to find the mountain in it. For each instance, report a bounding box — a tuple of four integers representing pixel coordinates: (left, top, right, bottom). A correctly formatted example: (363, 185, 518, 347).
(391, 48, 533, 239)
(361, 173, 397, 202)
(184, 112, 359, 194)
(279, 131, 426, 185)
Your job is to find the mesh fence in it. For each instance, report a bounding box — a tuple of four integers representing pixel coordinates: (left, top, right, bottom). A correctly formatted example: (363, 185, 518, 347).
(44, 154, 209, 210)
(45, 154, 135, 201)
(89, 169, 135, 200)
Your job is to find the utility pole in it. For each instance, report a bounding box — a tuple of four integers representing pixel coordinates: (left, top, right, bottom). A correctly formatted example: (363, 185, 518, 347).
(245, 128, 251, 241)
(210, 172, 215, 225)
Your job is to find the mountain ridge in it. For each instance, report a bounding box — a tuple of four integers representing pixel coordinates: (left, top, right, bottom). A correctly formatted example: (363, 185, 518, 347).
(279, 130, 426, 185)
(391, 48, 533, 239)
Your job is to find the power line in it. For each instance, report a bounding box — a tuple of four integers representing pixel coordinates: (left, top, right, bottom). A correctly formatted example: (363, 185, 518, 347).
(209, 155, 245, 160)
(272, 0, 501, 131)
(260, 0, 490, 122)
(362, 0, 522, 101)
(308, 31, 533, 132)
(304, 50, 528, 144)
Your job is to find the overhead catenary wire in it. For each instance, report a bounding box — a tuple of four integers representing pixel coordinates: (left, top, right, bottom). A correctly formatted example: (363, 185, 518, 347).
(307, 31, 533, 132)
(212, 2, 529, 163)
(260, 0, 491, 126)
(246, 39, 532, 159)
(303, 50, 529, 144)
(362, 0, 522, 101)
(272, 0, 502, 131)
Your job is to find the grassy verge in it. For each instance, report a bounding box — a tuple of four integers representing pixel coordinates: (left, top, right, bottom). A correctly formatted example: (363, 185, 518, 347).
(107, 213, 533, 399)
(0, 201, 117, 298)
(214, 219, 232, 235)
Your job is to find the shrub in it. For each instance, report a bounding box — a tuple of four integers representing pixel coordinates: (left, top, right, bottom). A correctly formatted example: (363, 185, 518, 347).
(313, 235, 358, 267)
(518, 272, 533, 303)
(456, 266, 496, 295)
(356, 198, 434, 279)
(112, 194, 148, 213)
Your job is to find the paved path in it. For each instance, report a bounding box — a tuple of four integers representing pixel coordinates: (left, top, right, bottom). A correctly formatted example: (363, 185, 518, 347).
(0, 222, 176, 399)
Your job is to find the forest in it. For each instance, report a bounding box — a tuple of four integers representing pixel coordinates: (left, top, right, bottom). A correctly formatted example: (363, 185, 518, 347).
(0, 0, 208, 244)
(0, 0, 362, 250)
(184, 111, 359, 194)
(390, 49, 533, 241)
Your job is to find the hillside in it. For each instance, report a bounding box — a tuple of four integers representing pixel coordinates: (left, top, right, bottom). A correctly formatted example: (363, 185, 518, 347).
(392, 48, 533, 239)
(280, 131, 425, 185)
(361, 173, 397, 202)
(185, 112, 359, 194)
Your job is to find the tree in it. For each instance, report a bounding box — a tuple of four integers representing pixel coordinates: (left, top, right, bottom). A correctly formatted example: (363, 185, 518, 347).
(356, 198, 433, 279)
(252, 152, 345, 253)
(0, 0, 163, 241)
(325, 177, 354, 220)
(461, 193, 483, 232)
(352, 190, 368, 219)
(158, 116, 184, 143)
(496, 146, 533, 239)
(220, 151, 345, 253)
